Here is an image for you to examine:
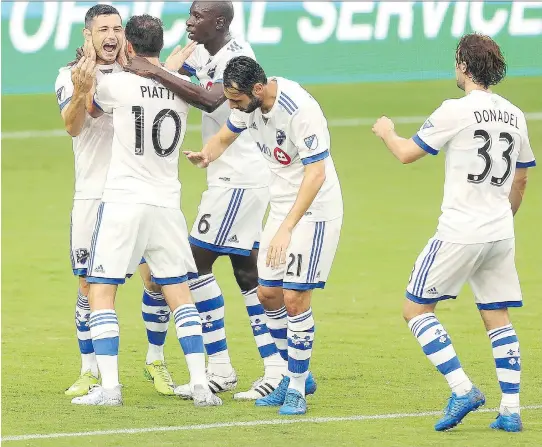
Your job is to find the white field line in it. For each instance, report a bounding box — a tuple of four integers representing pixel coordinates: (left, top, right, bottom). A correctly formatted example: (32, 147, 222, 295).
(2, 404, 542, 442)
(3, 112, 542, 140)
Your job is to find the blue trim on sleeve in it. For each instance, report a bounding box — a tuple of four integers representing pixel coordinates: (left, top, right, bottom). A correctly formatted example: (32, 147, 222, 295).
(283, 281, 326, 291)
(405, 291, 457, 304)
(476, 301, 523, 310)
(188, 236, 251, 257)
(258, 278, 284, 288)
(59, 96, 72, 111)
(301, 149, 329, 165)
(182, 63, 196, 76)
(516, 160, 536, 168)
(226, 118, 246, 133)
(93, 97, 104, 112)
(86, 276, 125, 285)
(413, 134, 438, 155)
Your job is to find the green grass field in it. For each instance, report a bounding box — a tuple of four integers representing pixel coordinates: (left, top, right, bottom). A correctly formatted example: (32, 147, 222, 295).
(2, 77, 541, 446)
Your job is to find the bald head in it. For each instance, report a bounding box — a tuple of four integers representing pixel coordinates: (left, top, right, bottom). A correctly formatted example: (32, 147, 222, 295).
(187, 1, 234, 44)
(194, 1, 233, 26)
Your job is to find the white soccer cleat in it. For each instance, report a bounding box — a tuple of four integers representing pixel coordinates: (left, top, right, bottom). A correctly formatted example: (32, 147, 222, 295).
(174, 368, 238, 399)
(71, 384, 122, 406)
(192, 384, 223, 407)
(233, 375, 283, 401)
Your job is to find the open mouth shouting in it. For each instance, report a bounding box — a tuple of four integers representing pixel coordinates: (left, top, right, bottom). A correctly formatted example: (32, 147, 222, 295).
(102, 41, 118, 57)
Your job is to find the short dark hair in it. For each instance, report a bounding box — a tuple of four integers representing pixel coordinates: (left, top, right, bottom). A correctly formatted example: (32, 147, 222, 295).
(223, 56, 267, 95)
(84, 4, 121, 29)
(125, 15, 164, 58)
(456, 33, 506, 89)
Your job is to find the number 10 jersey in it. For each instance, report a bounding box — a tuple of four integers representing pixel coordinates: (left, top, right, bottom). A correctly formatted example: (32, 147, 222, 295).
(413, 90, 536, 244)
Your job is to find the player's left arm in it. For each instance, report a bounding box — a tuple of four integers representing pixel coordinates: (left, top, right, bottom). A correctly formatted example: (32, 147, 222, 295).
(373, 101, 457, 164)
(266, 108, 328, 269)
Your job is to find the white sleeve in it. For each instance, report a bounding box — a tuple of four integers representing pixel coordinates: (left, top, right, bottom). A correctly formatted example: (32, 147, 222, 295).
(290, 105, 331, 165)
(93, 76, 116, 114)
(214, 42, 256, 84)
(226, 109, 248, 133)
(181, 45, 201, 77)
(413, 100, 459, 155)
(517, 117, 536, 168)
(54, 68, 75, 112)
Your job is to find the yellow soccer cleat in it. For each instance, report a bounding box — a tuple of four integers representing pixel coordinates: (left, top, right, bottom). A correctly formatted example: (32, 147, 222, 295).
(65, 371, 99, 397)
(144, 360, 176, 396)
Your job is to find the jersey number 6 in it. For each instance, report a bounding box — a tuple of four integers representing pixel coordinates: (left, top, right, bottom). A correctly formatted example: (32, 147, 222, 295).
(132, 106, 182, 157)
(467, 129, 514, 187)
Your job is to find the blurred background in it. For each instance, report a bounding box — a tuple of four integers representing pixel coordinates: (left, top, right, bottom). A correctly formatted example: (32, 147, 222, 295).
(2, 2, 541, 446)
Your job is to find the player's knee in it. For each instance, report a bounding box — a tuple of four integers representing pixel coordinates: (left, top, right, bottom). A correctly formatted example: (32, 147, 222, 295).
(402, 298, 434, 323)
(79, 276, 90, 297)
(233, 265, 258, 291)
(257, 285, 283, 309)
(139, 264, 162, 294)
(283, 289, 311, 316)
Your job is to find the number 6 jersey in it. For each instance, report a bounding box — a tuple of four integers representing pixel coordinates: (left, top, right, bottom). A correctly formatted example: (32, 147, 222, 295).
(93, 71, 190, 209)
(413, 90, 536, 244)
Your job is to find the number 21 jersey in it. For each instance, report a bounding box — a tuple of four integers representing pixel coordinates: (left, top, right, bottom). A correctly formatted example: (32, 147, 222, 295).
(414, 90, 536, 244)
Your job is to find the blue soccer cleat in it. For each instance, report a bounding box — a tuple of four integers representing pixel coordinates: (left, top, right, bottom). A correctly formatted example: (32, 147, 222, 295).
(434, 386, 486, 431)
(279, 389, 307, 415)
(255, 372, 317, 407)
(490, 411, 523, 432)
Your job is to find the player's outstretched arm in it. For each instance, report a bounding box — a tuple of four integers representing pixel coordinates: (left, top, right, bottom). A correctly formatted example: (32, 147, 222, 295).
(372, 116, 427, 164)
(184, 123, 240, 168)
(509, 168, 528, 216)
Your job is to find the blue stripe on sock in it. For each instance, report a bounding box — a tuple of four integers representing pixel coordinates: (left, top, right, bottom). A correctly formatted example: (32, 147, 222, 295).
(288, 358, 310, 374)
(246, 303, 265, 317)
(417, 321, 440, 337)
(436, 356, 462, 375)
(488, 326, 513, 340)
(258, 343, 279, 358)
(411, 315, 436, 336)
(179, 334, 204, 355)
(500, 381, 520, 394)
(142, 312, 170, 323)
(89, 319, 118, 328)
(76, 322, 90, 332)
(78, 339, 94, 354)
(288, 338, 314, 351)
(205, 339, 228, 355)
(251, 324, 270, 336)
(189, 276, 215, 291)
(269, 327, 287, 340)
(92, 336, 119, 356)
(147, 330, 167, 346)
(492, 335, 518, 348)
(143, 292, 166, 306)
(202, 318, 225, 333)
(495, 357, 521, 371)
(422, 336, 452, 356)
(195, 295, 224, 313)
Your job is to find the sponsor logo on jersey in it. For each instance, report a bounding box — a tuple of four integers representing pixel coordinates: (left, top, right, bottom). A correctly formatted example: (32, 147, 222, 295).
(274, 147, 291, 165)
(276, 129, 286, 146)
(257, 142, 271, 156)
(56, 86, 65, 102)
(422, 119, 434, 130)
(207, 66, 216, 79)
(304, 134, 318, 150)
(219, 176, 231, 182)
(249, 121, 258, 130)
(75, 248, 89, 265)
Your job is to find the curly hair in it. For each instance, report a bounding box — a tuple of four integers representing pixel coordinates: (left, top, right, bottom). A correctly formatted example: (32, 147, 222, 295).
(456, 33, 507, 89)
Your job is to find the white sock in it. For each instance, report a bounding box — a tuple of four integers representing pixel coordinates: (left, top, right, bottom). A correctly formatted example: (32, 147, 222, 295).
(75, 292, 98, 377)
(173, 304, 207, 387)
(89, 309, 120, 389)
(408, 313, 472, 396)
(142, 288, 169, 364)
(287, 308, 315, 397)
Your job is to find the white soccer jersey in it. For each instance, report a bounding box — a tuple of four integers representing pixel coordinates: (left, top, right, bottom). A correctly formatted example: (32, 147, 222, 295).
(93, 71, 190, 208)
(414, 90, 536, 244)
(183, 38, 269, 189)
(227, 77, 343, 222)
(55, 63, 123, 200)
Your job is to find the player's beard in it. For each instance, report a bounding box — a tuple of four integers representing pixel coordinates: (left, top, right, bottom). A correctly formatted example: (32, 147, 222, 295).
(240, 94, 262, 113)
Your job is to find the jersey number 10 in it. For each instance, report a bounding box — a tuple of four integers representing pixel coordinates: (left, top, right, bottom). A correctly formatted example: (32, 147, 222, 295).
(132, 106, 182, 157)
(467, 129, 514, 187)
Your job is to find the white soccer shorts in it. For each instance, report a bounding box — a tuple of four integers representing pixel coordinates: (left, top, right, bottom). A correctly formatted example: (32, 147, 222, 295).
(70, 199, 101, 276)
(189, 186, 269, 256)
(406, 237, 522, 310)
(257, 217, 342, 290)
(86, 202, 197, 285)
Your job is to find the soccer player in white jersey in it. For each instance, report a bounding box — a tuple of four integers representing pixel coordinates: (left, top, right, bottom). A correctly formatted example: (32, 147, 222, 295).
(125, 1, 284, 400)
(71, 14, 221, 408)
(184, 56, 343, 415)
(372, 34, 535, 432)
(55, 4, 125, 398)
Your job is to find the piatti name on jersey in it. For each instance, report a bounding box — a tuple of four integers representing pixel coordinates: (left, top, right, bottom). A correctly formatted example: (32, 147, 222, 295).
(140, 85, 175, 100)
(474, 109, 519, 129)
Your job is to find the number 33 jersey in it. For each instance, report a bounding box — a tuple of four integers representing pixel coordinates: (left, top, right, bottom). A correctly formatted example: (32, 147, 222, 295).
(227, 77, 343, 222)
(94, 71, 190, 209)
(413, 90, 536, 244)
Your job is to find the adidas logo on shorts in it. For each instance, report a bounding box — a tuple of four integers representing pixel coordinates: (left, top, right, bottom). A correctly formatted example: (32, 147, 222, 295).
(227, 234, 239, 243)
(427, 287, 438, 296)
(93, 265, 105, 274)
